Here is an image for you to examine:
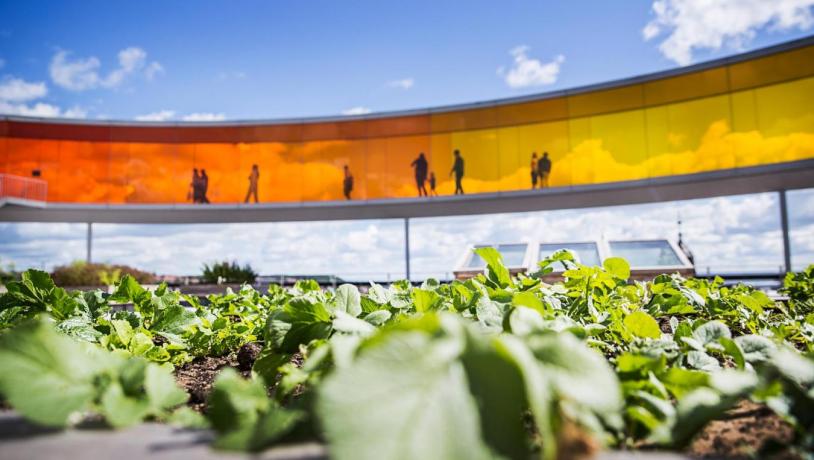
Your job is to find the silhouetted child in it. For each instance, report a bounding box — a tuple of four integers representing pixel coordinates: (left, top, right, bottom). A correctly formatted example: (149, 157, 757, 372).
(530, 152, 539, 189)
(244, 164, 259, 203)
(343, 165, 353, 200)
(429, 172, 437, 196)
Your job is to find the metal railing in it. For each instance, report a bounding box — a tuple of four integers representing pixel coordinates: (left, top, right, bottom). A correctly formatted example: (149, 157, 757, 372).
(0, 174, 48, 202)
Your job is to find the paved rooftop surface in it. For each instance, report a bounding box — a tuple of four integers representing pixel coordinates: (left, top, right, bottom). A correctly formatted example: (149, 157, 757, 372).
(0, 413, 691, 460)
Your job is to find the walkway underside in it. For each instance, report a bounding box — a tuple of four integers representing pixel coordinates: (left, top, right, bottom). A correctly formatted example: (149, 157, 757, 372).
(1, 160, 812, 224)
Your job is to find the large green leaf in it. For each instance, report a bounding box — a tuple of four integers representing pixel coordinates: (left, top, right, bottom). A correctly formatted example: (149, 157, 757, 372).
(474, 247, 512, 288)
(0, 319, 103, 426)
(208, 368, 304, 451)
(624, 311, 661, 339)
(317, 328, 492, 460)
(333, 284, 362, 317)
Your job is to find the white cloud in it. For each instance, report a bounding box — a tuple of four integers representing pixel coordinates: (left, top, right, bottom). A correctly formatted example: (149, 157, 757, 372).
(643, 0, 814, 65)
(182, 112, 226, 122)
(135, 110, 176, 121)
(145, 62, 164, 80)
(49, 47, 163, 91)
(498, 46, 564, 89)
(387, 78, 414, 90)
(49, 51, 101, 91)
(0, 75, 85, 118)
(216, 71, 246, 81)
(342, 106, 371, 115)
(2, 191, 812, 278)
(0, 77, 47, 102)
(0, 100, 86, 118)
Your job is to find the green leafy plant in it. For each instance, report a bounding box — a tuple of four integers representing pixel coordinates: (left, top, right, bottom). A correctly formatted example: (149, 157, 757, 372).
(202, 261, 257, 284)
(0, 259, 812, 459)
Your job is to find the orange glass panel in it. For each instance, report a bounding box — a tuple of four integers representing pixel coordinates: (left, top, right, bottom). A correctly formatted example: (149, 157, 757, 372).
(388, 135, 432, 198)
(53, 141, 106, 203)
(193, 143, 242, 204)
(301, 139, 365, 201)
(365, 138, 388, 199)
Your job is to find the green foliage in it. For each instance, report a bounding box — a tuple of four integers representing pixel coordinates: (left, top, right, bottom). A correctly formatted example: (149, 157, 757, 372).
(51, 260, 154, 287)
(0, 258, 813, 458)
(201, 261, 257, 284)
(0, 318, 187, 427)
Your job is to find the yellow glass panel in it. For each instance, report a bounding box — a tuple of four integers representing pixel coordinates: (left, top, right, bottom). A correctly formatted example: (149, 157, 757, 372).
(301, 139, 365, 201)
(449, 128, 499, 194)
(568, 84, 643, 118)
(429, 133, 453, 195)
(586, 110, 648, 184)
(496, 126, 522, 191)
(515, 120, 570, 188)
(644, 67, 728, 106)
(728, 46, 814, 91)
(567, 117, 593, 185)
(730, 89, 758, 133)
(742, 76, 814, 167)
(496, 97, 569, 127)
(653, 95, 734, 176)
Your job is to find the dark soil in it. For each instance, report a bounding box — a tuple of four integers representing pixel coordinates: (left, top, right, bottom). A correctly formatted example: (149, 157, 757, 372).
(686, 400, 798, 459)
(174, 354, 240, 412)
(173, 342, 264, 412)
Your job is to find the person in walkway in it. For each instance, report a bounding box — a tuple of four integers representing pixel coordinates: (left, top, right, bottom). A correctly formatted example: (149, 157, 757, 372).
(449, 149, 464, 195)
(410, 152, 429, 197)
(189, 169, 201, 203)
(200, 169, 211, 203)
(429, 171, 437, 196)
(244, 164, 260, 203)
(530, 152, 539, 189)
(343, 165, 354, 200)
(538, 152, 551, 188)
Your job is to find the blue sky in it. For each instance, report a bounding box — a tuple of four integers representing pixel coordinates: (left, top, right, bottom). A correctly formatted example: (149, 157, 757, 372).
(2, 0, 814, 119)
(1, 0, 813, 277)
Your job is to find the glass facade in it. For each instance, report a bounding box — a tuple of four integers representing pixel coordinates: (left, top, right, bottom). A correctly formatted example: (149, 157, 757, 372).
(1, 44, 813, 205)
(608, 241, 684, 267)
(539, 243, 601, 266)
(468, 244, 528, 268)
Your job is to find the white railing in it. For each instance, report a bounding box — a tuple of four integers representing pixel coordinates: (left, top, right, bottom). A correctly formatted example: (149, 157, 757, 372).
(0, 173, 48, 202)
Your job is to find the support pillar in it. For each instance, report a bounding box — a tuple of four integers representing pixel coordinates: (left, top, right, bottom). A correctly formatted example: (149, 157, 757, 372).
(86, 222, 93, 264)
(778, 190, 791, 274)
(404, 217, 411, 282)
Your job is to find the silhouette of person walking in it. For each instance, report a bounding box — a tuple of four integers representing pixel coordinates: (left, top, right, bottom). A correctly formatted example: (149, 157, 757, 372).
(200, 169, 211, 203)
(449, 149, 464, 195)
(189, 169, 201, 203)
(244, 164, 259, 203)
(429, 171, 437, 196)
(411, 152, 429, 197)
(530, 152, 539, 189)
(538, 152, 551, 188)
(343, 165, 354, 200)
